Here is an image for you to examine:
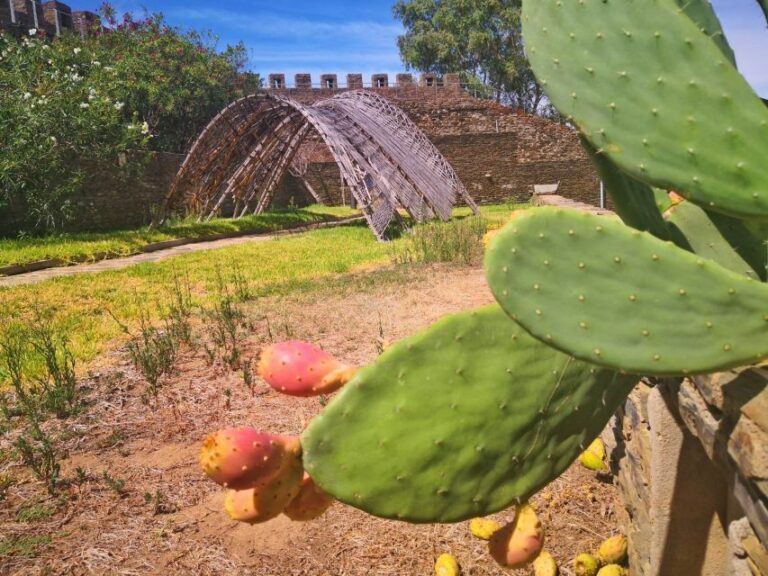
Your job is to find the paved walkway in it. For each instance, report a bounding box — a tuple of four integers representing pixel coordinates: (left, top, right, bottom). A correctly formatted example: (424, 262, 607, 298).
(0, 217, 363, 288)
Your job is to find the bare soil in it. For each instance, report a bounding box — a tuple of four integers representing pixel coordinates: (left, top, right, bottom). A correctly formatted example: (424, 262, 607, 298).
(1, 265, 623, 575)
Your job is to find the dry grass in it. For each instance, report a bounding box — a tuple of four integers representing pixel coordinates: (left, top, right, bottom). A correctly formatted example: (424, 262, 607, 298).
(0, 265, 623, 576)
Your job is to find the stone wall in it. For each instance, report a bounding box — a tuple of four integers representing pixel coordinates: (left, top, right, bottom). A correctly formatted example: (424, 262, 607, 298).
(270, 73, 600, 208)
(604, 369, 768, 575)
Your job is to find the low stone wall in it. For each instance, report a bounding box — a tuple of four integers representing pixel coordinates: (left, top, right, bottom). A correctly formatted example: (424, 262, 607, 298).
(604, 369, 768, 575)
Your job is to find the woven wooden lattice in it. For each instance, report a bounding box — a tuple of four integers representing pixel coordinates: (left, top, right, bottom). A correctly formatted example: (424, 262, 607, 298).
(163, 91, 478, 240)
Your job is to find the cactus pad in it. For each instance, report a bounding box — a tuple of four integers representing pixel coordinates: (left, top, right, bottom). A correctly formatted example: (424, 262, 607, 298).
(522, 0, 768, 220)
(301, 306, 637, 523)
(485, 207, 768, 376)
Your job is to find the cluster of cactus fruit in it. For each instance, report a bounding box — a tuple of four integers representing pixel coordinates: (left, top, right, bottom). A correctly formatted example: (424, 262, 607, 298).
(199, 0, 767, 571)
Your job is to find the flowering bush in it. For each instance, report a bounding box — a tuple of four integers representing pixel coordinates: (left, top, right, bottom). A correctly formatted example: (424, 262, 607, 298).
(0, 30, 149, 232)
(0, 5, 259, 234)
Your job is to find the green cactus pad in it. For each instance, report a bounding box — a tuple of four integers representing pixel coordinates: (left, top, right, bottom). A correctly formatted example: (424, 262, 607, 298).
(486, 207, 768, 376)
(666, 200, 767, 281)
(522, 0, 768, 220)
(673, 0, 735, 65)
(301, 306, 637, 523)
(583, 139, 670, 241)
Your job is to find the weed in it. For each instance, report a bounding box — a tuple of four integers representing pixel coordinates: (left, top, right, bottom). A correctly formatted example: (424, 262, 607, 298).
(167, 269, 195, 346)
(202, 268, 246, 369)
(144, 489, 176, 515)
(30, 321, 80, 419)
(102, 470, 127, 496)
(230, 262, 253, 302)
(0, 472, 15, 500)
(0, 535, 52, 559)
(392, 216, 489, 266)
(16, 500, 57, 523)
(242, 359, 256, 394)
(74, 466, 89, 486)
(112, 305, 177, 399)
(224, 388, 232, 410)
(102, 428, 126, 449)
(14, 422, 60, 495)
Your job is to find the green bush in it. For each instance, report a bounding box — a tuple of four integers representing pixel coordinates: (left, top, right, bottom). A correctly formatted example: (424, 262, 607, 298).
(0, 5, 260, 234)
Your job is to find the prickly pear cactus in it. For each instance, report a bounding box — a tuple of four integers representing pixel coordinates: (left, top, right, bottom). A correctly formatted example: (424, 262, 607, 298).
(486, 208, 768, 376)
(522, 0, 768, 219)
(301, 306, 637, 523)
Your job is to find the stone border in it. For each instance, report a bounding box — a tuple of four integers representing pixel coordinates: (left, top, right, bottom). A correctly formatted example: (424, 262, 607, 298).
(0, 215, 363, 278)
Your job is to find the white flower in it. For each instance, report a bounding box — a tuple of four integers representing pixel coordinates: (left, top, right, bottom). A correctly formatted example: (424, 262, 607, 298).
(80, 102, 89, 108)
(140, 121, 150, 135)
(114, 101, 125, 111)
(73, 47, 81, 55)
(50, 136, 57, 144)
(42, 45, 49, 50)
(23, 92, 32, 100)
(91, 61, 101, 66)
(29, 28, 37, 36)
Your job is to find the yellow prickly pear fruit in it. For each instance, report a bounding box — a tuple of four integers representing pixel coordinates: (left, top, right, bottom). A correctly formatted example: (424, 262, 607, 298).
(488, 503, 545, 569)
(597, 535, 628, 565)
(596, 565, 626, 576)
(470, 517, 502, 540)
(573, 553, 600, 576)
(579, 438, 607, 472)
(533, 550, 559, 576)
(435, 553, 459, 576)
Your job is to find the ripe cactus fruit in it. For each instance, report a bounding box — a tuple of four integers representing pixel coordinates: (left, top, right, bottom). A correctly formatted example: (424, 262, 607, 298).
(283, 473, 334, 521)
(596, 566, 626, 576)
(223, 455, 304, 524)
(434, 553, 459, 576)
(597, 535, 628, 566)
(533, 550, 559, 576)
(301, 306, 637, 522)
(469, 517, 502, 540)
(488, 504, 545, 569)
(258, 341, 356, 397)
(485, 208, 768, 376)
(522, 0, 768, 220)
(573, 553, 600, 576)
(199, 428, 301, 490)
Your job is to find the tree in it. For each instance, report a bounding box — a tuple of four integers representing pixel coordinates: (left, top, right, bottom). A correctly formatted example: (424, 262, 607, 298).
(393, 0, 551, 115)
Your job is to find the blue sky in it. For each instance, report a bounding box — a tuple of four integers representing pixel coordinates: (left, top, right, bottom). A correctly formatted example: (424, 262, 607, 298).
(82, 0, 767, 96)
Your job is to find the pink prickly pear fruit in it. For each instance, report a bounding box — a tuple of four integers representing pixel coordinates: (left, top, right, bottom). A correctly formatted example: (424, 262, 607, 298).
(258, 341, 357, 397)
(224, 455, 304, 524)
(488, 503, 545, 569)
(199, 428, 301, 490)
(284, 473, 334, 521)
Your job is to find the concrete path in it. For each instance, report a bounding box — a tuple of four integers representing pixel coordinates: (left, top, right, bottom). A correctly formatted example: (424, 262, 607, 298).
(0, 217, 363, 289)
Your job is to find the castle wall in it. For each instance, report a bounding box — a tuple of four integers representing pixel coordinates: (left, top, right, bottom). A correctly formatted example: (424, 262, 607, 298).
(269, 73, 601, 209)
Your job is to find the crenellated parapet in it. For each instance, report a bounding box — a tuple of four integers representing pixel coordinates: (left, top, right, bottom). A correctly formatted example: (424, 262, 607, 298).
(266, 72, 464, 93)
(0, 0, 99, 37)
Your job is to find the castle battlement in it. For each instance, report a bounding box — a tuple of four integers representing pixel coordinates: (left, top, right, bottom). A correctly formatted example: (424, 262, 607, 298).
(267, 72, 463, 92)
(0, 0, 100, 38)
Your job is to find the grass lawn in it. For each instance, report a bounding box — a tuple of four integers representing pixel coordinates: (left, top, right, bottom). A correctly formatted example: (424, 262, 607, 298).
(0, 205, 358, 269)
(0, 203, 526, 381)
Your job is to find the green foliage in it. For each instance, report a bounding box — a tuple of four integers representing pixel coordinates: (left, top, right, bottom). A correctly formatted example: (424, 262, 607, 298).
(392, 216, 489, 265)
(0, 31, 149, 232)
(0, 535, 52, 559)
(0, 5, 260, 235)
(302, 305, 637, 522)
(14, 423, 60, 496)
(393, 0, 551, 114)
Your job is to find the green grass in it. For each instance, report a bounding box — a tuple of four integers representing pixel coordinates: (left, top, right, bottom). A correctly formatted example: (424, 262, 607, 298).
(0, 535, 52, 559)
(0, 205, 359, 269)
(0, 203, 525, 382)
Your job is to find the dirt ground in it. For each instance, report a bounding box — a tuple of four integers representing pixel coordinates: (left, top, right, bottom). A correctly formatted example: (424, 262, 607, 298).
(1, 265, 624, 575)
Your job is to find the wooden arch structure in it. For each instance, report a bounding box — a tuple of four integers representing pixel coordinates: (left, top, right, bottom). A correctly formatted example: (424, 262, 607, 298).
(162, 91, 479, 240)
